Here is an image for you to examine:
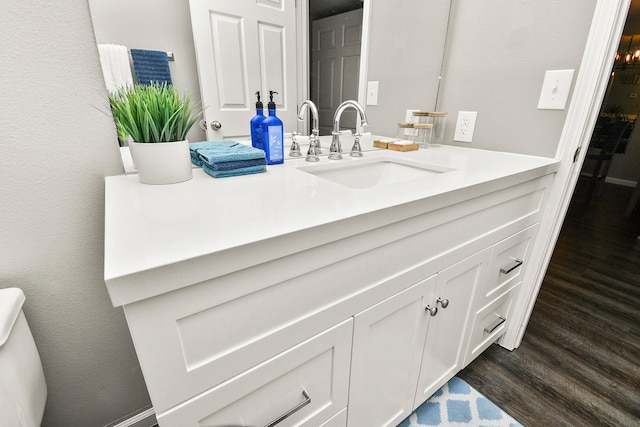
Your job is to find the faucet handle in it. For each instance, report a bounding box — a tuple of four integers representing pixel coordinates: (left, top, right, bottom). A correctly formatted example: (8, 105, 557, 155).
(329, 131, 343, 160)
(305, 134, 320, 162)
(350, 133, 363, 157)
(289, 131, 302, 157)
(311, 129, 322, 154)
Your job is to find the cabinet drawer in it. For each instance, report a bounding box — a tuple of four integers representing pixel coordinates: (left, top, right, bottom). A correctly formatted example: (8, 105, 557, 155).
(479, 223, 539, 309)
(157, 319, 353, 427)
(464, 285, 519, 366)
(319, 408, 347, 427)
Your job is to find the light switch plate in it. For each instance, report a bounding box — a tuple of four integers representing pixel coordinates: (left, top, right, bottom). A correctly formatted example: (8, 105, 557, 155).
(537, 69, 574, 110)
(367, 81, 379, 105)
(406, 109, 419, 122)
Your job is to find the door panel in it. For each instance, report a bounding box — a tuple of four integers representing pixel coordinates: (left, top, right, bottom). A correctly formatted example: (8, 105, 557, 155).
(348, 275, 436, 427)
(190, 0, 296, 139)
(414, 248, 491, 408)
(311, 9, 363, 135)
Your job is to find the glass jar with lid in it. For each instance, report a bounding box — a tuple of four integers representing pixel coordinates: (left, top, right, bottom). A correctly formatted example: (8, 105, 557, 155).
(411, 111, 430, 125)
(396, 122, 415, 143)
(427, 112, 447, 146)
(413, 123, 433, 147)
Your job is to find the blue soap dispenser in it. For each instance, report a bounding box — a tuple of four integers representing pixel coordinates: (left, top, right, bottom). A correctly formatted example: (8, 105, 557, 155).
(261, 90, 284, 165)
(250, 91, 265, 150)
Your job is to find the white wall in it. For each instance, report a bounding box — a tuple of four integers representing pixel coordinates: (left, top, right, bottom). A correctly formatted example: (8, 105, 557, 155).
(0, 1, 150, 426)
(439, 0, 597, 158)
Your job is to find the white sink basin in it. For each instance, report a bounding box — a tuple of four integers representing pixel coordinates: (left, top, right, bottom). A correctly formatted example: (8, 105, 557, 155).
(297, 157, 454, 189)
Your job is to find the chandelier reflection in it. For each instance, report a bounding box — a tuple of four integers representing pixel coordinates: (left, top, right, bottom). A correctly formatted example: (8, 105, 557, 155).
(616, 35, 640, 69)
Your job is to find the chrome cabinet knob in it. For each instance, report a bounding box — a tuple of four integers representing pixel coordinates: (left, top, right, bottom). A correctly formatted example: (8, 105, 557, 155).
(210, 120, 222, 130)
(425, 305, 438, 316)
(437, 297, 449, 309)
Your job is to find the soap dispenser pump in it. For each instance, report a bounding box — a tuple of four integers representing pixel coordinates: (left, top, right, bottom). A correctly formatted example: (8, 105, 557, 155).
(261, 90, 284, 165)
(250, 91, 265, 150)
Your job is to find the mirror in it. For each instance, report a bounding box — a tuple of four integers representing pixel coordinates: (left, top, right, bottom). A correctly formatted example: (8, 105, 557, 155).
(88, 0, 452, 141)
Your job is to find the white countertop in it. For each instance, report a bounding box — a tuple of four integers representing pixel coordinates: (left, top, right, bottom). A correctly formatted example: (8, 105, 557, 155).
(104, 144, 559, 306)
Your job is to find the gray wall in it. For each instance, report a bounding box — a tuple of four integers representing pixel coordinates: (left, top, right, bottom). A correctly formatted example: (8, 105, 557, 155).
(365, 0, 452, 137)
(438, 0, 597, 158)
(0, 1, 150, 426)
(0, 0, 603, 426)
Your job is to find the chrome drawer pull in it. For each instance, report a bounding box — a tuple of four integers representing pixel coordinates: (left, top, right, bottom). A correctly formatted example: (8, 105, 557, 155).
(484, 315, 506, 334)
(500, 258, 523, 275)
(264, 389, 311, 427)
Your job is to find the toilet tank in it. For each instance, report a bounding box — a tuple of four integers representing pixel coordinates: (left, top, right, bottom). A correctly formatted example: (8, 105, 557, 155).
(0, 288, 47, 427)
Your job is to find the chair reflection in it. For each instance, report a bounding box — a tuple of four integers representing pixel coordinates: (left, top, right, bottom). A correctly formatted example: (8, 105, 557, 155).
(579, 117, 633, 203)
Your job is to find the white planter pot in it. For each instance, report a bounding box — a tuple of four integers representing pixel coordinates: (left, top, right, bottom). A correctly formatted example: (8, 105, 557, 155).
(129, 140, 193, 185)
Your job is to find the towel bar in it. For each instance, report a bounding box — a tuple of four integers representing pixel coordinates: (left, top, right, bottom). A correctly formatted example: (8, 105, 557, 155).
(128, 50, 174, 61)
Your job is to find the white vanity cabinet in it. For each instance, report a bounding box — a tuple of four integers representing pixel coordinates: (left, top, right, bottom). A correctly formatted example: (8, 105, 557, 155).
(104, 147, 559, 426)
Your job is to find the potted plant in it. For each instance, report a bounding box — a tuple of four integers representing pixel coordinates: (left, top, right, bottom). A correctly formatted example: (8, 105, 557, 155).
(109, 82, 202, 184)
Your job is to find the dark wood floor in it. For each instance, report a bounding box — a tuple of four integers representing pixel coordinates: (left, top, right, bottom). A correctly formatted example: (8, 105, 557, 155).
(459, 182, 640, 427)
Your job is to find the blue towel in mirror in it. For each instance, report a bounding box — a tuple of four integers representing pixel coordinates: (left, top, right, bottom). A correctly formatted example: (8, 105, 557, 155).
(130, 49, 172, 85)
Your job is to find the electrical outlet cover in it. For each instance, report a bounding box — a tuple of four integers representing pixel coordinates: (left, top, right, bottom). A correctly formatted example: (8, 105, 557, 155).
(454, 111, 477, 142)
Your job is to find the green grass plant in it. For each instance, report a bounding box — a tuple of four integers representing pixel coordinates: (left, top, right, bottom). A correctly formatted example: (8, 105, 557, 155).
(109, 83, 202, 143)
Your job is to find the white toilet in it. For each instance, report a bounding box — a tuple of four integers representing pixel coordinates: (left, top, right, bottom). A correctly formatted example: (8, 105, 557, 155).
(0, 288, 47, 426)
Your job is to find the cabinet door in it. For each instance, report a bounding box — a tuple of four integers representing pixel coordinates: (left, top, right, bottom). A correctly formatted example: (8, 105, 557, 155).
(413, 248, 491, 407)
(348, 275, 437, 427)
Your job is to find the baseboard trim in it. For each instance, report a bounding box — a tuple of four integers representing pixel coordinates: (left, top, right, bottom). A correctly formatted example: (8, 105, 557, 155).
(605, 177, 637, 187)
(105, 406, 156, 427)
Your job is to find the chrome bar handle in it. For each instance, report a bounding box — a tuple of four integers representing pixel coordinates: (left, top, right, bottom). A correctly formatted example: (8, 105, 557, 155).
(264, 389, 311, 427)
(500, 258, 523, 275)
(484, 315, 506, 334)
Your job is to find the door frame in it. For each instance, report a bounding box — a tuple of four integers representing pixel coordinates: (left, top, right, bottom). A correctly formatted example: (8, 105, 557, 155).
(296, 0, 371, 132)
(504, 0, 632, 348)
(296, 0, 309, 133)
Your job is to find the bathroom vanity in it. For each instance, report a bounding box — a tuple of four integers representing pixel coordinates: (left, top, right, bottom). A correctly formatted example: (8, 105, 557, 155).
(104, 145, 559, 426)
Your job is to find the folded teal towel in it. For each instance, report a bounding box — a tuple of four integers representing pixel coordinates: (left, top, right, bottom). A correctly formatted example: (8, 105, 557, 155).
(205, 158, 266, 172)
(202, 162, 266, 178)
(189, 141, 226, 166)
(197, 141, 266, 164)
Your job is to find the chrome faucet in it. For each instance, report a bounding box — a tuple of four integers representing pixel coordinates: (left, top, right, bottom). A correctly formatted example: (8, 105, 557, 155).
(297, 100, 321, 161)
(329, 100, 369, 160)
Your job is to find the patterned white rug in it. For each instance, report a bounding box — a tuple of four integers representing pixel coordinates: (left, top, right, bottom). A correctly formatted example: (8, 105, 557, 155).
(398, 377, 523, 427)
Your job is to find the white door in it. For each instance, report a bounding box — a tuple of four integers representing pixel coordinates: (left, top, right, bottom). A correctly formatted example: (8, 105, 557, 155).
(311, 8, 363, 135)
(189, 0, 297, 140)
(348, 275, 436, 427)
